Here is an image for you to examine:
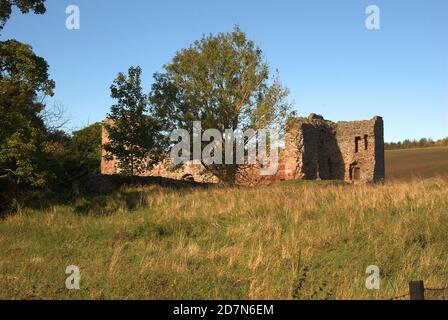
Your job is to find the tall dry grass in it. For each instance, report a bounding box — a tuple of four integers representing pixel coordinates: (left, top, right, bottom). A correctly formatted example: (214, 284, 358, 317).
(0, 178, 447, 299)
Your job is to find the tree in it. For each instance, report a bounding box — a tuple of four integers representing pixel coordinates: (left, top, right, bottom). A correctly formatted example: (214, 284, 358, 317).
(0, 39, 54, 95)
(39, 124, 102, 192)
(0, 39, 55, 187)
(68, 123, 102, 175)
(104, 66, 165, 176)
(0, 39, 56, 212)
(150, 26, 292, 184)
(0, 0, 47, 32)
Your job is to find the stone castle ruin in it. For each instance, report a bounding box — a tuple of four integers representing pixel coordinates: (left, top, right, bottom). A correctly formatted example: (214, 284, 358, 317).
(101, 114, 385, 184)
(280, 114, 384, 183)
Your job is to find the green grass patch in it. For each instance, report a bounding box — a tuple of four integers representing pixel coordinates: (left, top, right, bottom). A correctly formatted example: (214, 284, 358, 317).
(1, 178, 448, 299)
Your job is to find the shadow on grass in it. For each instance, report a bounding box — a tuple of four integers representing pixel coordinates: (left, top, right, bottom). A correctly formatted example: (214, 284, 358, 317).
(72, 175, 216, 216)
(73, 189, 160, 216)
(274, 179, 348, 187)
(1, 174, 215, 217)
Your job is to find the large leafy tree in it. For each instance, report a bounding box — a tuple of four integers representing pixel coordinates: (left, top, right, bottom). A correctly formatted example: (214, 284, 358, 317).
(0, 39, 54, 95)
(0, 39, 56, 212)
(150, 26, 292, 184)
(0, 0, 47, 33)
(0, 40, 55, 186)
(104, 66, 165, 176)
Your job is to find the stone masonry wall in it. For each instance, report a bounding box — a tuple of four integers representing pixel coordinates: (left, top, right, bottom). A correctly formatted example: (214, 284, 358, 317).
(101, 114, 385, 184)
(100, 123, 219, 183)
(280, 114, 385, 184)
(335, 116, 385, 183)
(282, 114, 343, 181)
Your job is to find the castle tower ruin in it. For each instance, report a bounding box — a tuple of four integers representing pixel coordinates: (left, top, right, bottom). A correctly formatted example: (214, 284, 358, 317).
(281, 114, 385, 184)
(101, 114, 385, 184)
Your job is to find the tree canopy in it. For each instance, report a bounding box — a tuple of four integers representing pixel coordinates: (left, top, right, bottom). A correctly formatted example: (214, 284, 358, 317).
(104, 66, 165, 176)
(0, 39, 55, 188)
(0, 39, 55, 95)
(150, 26, 292, 183)
(0, 0, 47, 32)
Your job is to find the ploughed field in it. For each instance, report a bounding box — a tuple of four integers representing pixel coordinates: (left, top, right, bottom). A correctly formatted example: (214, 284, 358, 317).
(386, 147, 448, 181)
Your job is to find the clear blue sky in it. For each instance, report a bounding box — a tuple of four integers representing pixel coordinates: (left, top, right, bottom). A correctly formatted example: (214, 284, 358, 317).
(2, 0, 447, 142)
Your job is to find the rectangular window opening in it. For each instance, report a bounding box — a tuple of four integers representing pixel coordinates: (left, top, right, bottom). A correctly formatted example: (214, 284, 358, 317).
(355, 136, 361, 153)
(353, 167, 361, 180)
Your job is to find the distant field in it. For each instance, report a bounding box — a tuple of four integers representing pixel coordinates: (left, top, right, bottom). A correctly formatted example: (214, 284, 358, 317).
(386, 147, 448, 181)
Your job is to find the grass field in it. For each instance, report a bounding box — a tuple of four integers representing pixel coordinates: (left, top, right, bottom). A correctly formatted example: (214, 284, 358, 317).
(1, 175, 448, 299)
(386, 147, 448, 181)
(1, 147, 447, 300)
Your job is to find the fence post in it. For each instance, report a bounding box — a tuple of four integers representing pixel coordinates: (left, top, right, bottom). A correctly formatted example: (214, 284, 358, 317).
(409, 280, 425, 300)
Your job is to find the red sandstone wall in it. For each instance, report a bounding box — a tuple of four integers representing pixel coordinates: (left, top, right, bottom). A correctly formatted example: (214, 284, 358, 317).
(101, 115, 385, 185)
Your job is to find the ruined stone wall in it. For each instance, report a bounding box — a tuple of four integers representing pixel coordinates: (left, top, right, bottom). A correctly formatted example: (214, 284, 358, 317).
(278, 114, 384, 184)
(373, 118, 385, 182)
(282, 114, 343, 181)
(335, 116, 384, 183)
(100, 124, 219, 183)
(101, 114, 385, 185)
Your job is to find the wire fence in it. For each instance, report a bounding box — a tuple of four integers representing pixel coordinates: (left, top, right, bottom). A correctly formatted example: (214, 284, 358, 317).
(390, 281, 448, 300)
(425, 287, 448, 300)
(390, 293, 410, 300)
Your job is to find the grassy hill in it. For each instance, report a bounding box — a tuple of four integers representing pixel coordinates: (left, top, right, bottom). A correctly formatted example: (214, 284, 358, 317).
(386, 147, 448, 181)
(1, 177, 448, 299)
